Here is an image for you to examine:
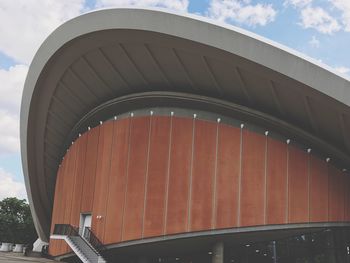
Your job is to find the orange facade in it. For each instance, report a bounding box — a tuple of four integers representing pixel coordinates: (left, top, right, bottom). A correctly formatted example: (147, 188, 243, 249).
(49, 116, 350, 256)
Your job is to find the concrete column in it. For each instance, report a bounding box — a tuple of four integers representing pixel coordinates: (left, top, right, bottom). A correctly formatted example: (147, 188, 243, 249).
(32, 238, 49, 252)
(271, 241, 277, 263)
(212, 241, 224, 263)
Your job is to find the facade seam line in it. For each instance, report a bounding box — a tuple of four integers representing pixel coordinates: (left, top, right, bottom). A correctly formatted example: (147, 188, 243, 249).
(264, 135, 268, 225)
(187, 118, 196, 232)
(237, 127, 243, 227)
(102, 120, 116, 242)
(163, 114, 173, 235)
(120, 117, 132, 241)
(141, 116, 153, 238)
(211, 121, 220, 229)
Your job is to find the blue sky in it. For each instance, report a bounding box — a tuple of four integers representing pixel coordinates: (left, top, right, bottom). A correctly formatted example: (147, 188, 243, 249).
(0, 0, 350, 200)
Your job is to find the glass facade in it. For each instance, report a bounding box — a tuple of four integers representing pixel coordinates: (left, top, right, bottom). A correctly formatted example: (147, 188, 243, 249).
(224, 228, 350, 263)
(66, 227, 350, 263)
(147, 228, 350, 263)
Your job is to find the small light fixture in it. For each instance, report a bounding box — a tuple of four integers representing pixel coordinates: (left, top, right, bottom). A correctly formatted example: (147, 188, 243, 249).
(326, 157, 331, 163)
(171, 111, 174, 116)
(208, 252, 212, 255)
(131, 112, 134, 117)
(240, 124, 244, 129)
(255, 249, 259, 253)
(114, 116, 117, 120)
(217, 118, 221, 123)
(286, 139, 291, 144)
(265, 131, 269, 136)
(193, 113, 197, 119)
(78, 133, 81, 137)
(150, 110, 154, 116)
(245, 244, 250, 247)
(88, 126, 91, 131)
(99, 121, 103, 125)
(307, 148, 312, 153)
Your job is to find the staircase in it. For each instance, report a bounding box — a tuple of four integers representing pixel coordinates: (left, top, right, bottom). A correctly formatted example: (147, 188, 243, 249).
(51, 224, 107, 263)
(66, 235, 105, 263)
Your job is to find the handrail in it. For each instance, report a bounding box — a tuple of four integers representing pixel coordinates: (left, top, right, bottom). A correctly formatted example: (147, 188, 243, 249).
(53, 224, 79, 236)
(83, 227, 107, 255)
(53, 224, 108, 260)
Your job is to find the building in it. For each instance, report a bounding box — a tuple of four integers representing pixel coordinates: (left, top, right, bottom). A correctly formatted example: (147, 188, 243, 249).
(21, 8, 350, 263)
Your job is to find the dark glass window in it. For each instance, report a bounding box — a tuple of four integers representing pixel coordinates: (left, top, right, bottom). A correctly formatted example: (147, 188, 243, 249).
(67, 227, 350, 263)
(224, 228, 350, 263)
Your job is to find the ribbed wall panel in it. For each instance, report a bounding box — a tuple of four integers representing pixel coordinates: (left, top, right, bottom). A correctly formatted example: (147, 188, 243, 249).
(104, 118, 130, 244)
(266, 138, 288, 224)
(240, 130, 266, 227)
(309, 156, 328, 222)
(122, 117, 150, 241)
(143, 116, 171, 237)
(92, 121, 114, 241)
(49, 116, 350, 256)
(165, 117, 193, 235)
(81, 127, 100, 212)
(49, 158, 65, 255)
(288, 146, 309, 223)
(215, 124, 240, 229)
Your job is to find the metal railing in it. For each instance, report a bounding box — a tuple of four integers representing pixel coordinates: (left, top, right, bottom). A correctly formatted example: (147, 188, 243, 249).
(53, 224, 79, 236)
(83, 227, 107, 255)
(53, 224, 108, 258)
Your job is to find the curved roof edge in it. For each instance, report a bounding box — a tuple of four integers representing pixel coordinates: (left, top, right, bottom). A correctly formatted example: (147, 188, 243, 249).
(21, 8, 350, 241)
(90, 6, 350, 83)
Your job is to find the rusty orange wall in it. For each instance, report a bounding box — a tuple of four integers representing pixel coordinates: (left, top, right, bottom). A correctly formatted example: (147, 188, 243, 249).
(49, 116, 350, 256)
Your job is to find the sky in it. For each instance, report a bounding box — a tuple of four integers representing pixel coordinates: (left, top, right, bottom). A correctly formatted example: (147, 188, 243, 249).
(0, 0, 350, 201)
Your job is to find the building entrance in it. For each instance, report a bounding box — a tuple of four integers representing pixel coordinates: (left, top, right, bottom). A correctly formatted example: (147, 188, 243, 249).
(79, 213, 92, 237)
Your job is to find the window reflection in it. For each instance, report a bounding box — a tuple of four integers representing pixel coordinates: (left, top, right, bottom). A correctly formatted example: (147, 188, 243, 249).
(224, 228, 350, 263)
(68, 227, 350, 263)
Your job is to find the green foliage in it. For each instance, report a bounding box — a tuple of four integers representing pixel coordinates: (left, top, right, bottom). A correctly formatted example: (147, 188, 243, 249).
(0, 197, 37, 244)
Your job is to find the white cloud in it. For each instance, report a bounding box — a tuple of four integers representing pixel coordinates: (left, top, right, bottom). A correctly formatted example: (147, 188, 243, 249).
(208, 0, 277, 26)
(0, 0, 191, 65)
(334, 66, 350, 75)
(0, 0, 190, 157)
(0, 0, 85, 64)
(0, 65, 27, 155)
(0, 111, 20, 154)
(95, 0, 189, 12)
(0, 168, 26, 200)
(331, 0, 350, 32)
(308, 35, 320, 48)
(287, 1, 350, 34)
(284, 0, 312, 8)
(300, 6, 341, 34)
(0, 65, 28, 115)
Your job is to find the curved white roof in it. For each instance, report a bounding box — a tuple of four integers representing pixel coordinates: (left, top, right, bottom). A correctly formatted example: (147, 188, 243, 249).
(20, 8, 350, 241)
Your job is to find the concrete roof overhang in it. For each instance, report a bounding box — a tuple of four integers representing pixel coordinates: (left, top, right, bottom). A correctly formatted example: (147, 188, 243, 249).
(20, 8, 350, 241)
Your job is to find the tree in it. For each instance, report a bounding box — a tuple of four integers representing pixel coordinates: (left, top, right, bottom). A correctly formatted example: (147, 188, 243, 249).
(0, 197, 37, 244)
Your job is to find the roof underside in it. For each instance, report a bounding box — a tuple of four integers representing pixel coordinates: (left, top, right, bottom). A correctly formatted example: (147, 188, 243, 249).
(21, 9, 350, 241)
